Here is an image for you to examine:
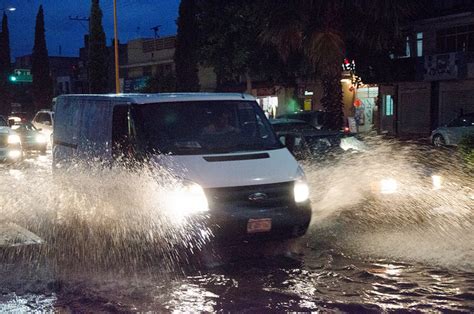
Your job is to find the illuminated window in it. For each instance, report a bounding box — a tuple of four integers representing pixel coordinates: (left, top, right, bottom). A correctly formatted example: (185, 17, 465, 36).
(417, 32, 423, 57)
(384, 95, 394, 116)
(405, 36, 411, 57)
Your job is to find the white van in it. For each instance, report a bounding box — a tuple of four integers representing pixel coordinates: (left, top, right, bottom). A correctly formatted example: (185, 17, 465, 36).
(52, 93, 311, 242)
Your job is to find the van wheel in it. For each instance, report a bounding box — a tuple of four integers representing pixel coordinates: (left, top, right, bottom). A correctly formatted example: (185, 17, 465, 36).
(432, 134, 445, 147)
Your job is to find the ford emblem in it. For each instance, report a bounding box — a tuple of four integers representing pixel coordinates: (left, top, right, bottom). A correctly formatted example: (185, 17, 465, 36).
(248, 192, 268, 201)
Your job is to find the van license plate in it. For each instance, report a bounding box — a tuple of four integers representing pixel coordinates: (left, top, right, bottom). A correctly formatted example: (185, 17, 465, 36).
(247, 218, 272, 233)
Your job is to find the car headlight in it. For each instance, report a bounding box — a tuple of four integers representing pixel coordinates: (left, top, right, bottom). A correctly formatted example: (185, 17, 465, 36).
(432, 175, 442, 190)
(8, 150, 22, 159)
(7, 134, 21, 145)
(294, 166, 310, 203)
(163, 180, 209, 221)
(36, 134, 47, 143)
(380, 178, 398, 194)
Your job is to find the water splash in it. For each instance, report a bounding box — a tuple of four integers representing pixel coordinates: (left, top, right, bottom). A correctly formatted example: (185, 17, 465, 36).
(304, 136, 474, 270)
(0, 160, 212, 274)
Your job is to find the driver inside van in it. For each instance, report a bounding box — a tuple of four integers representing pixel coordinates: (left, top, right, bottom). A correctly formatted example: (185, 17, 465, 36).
(202, 110, 239, 135)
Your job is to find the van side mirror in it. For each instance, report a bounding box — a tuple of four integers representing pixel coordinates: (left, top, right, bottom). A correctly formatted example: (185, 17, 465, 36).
(283, 134, 296, 153)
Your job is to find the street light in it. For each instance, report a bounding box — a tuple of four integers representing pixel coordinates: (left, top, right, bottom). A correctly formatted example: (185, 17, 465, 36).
(1, 6, 16, 12)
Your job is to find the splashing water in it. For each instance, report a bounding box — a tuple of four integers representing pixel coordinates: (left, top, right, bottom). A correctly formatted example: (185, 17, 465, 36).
(0, 160, 212, 275)
(0, 139, 473, 311)
(304, 136, 473, 271)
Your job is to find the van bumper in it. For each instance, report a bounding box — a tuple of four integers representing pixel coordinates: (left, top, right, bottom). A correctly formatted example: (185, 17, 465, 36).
(206, 202, 312, 243)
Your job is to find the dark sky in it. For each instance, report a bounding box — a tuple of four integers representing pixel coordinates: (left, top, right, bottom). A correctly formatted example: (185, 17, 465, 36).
(3, 0, 180, 60)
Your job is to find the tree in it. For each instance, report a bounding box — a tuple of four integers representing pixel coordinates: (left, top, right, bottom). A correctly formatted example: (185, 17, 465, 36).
(175, 0, 200, 92)
(141, 72, 177, 93)
(31, 5, 53, 112)
(88, 0, 108, 93)
(0, 12, 11, 115)
(197, 1, 288, 91)
(262, 0, 421, 130)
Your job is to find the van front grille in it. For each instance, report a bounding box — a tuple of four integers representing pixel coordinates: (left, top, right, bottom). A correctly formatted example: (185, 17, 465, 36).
(204, 181, 294, 209)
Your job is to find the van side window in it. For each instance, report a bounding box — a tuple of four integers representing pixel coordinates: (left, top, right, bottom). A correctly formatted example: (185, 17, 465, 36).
(112, 106, 130, 159)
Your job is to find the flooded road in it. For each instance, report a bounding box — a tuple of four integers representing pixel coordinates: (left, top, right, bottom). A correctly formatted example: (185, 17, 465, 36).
(1, 141, 473, 312)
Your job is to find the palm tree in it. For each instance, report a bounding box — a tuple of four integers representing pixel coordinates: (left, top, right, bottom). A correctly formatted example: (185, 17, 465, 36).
(261, 0, 421, 130)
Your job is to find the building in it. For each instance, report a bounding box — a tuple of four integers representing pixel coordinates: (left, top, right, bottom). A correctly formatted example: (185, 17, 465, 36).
(14, 54, 80, 96)
(9, 55, 80, 114)
(378, 2, 474, 137)
(120, 35, 216, 92)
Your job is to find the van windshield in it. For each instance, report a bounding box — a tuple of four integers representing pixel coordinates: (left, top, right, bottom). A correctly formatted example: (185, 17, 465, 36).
(134, 101, 283, 155)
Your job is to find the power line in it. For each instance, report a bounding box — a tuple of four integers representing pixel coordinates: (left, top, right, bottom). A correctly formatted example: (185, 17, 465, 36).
(69, 15, 90, 32)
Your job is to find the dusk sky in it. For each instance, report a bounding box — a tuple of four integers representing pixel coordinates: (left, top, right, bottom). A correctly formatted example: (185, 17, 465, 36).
(3, 0, 180, 59)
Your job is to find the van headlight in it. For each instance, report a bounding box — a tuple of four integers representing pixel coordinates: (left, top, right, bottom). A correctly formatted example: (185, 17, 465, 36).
(294, 166, 310, 203)
(8, 134, 21, 145)
(164, 180, 209, 220)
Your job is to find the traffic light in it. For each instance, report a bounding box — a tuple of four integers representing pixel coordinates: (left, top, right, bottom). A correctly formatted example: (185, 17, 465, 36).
(8, 69, 32, 83)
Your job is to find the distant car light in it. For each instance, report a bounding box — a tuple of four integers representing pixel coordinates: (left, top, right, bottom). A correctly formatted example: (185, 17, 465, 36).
(380, 178, 398, 194)
(36, 134, 47, 143)
(432, 175, 442, 190)
(7, 134, 21, 145)
(8, 150, 22, 159)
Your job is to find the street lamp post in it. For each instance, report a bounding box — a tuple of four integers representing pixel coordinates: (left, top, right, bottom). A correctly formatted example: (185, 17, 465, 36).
(113, 0, 120, 94)
(0, 6, 16, 12)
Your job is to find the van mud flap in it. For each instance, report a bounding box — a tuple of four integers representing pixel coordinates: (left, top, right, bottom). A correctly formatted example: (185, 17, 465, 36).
(0, 222, 44, 247)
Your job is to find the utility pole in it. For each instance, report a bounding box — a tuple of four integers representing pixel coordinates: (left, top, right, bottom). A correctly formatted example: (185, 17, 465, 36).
(113, 0, 120, 94)
(69, 15, 91, 93)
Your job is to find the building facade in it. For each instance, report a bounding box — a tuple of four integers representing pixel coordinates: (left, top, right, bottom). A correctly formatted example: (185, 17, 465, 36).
(120, 36, 217, 93)
(379, 4, 474, 137)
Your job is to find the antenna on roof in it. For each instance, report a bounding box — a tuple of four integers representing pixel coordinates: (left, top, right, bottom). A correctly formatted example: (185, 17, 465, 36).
(150, 25, 162, 39)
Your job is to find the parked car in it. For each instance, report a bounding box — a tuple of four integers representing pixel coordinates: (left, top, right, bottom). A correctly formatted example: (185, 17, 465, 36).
(270, 118, 343, 159)
(32, 109, 54, 146)
(53, 93, 312, 243)
(10, 121, 47, 154)
(431, 113, 474, 146)
(276, 110, 330, 130)
(0, 116, 22, 163)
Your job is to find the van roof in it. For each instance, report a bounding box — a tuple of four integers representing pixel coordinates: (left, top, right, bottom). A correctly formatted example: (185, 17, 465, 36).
(56, 93, 256, 104)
